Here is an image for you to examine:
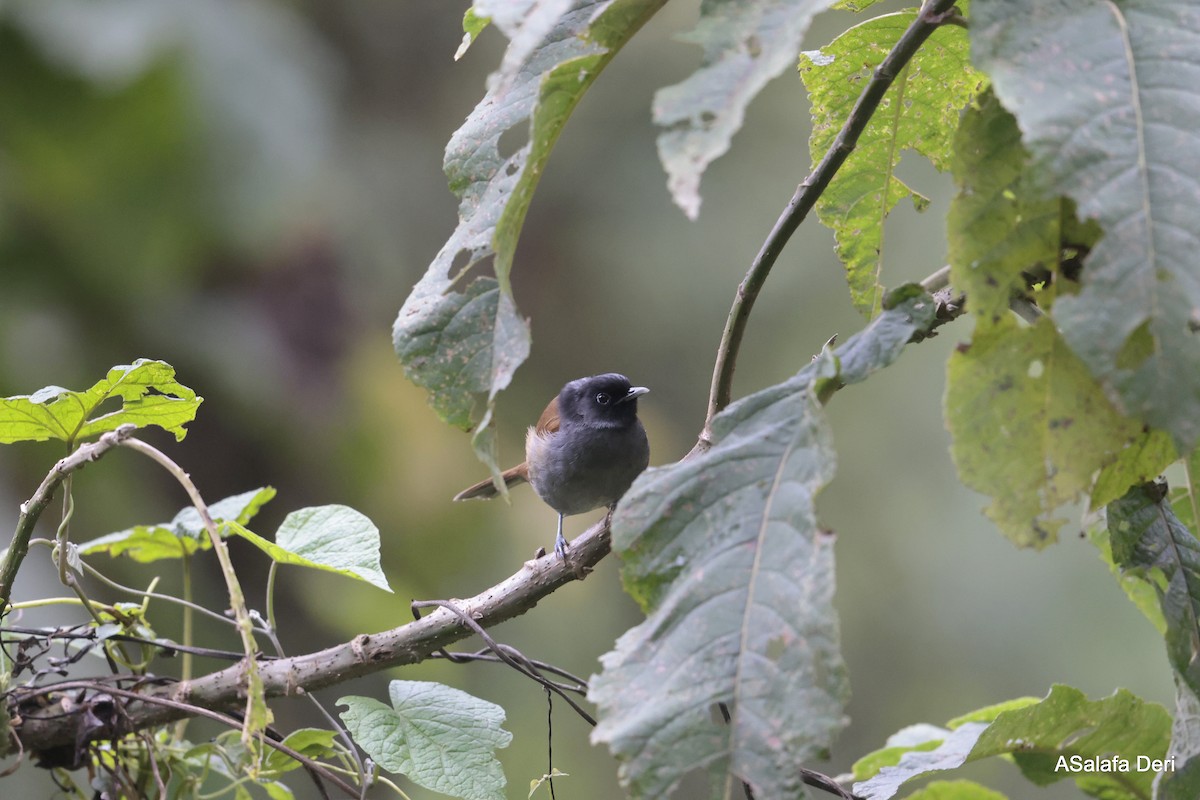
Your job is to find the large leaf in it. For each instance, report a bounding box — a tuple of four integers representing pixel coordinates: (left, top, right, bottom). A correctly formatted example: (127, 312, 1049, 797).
(654, 0, 836, 219)
(228, 505, 391, 592)
(800, 8, 982, 316)
(339, 681, 512, 800)
(394, 0, 665, 480)
(945, 94, 1170, 547)
(591, 293, 936, 799)
(855, 685, 1170, 800)
(972, 0, 1200, 452)
(0, 359, 201, 444)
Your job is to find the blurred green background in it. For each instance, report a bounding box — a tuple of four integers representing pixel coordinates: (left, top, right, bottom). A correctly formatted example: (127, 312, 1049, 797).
(0, 1, 1170, 798)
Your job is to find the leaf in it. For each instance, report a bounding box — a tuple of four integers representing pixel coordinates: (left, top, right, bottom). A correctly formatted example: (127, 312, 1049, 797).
(801, 8, 982, 316)
(654, 0, 836, 219)
(854, 685, 1170, 800)
(228, 505, 391, 592)
(1108, 483, 1200, 697)
(947, 318, 1156, 548)
(339, 681, 512, 800)
(0, 359, 201, 444)
(261, 728, 339, 775)
(946, 90, 1060, 327)
(79, 487, 275, 562)
(592, 294, 936, 799)
(394, 0, 665, 480)
(972, 0, 1200, 452)
(455, 8, 492, 60)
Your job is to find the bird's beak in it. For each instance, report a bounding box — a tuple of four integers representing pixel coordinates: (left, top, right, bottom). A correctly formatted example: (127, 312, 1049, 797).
(619, 386, 650, 403)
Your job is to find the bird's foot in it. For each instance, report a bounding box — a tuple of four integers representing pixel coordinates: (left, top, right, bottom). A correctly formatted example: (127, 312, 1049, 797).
(553, 532, 569, 561)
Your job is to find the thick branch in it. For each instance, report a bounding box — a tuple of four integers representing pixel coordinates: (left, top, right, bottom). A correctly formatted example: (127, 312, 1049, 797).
(702, 0, 961, 443)
(10, 518, 613, 755)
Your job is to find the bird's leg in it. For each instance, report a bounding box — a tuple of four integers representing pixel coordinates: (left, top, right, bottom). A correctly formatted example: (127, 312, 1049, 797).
(554, 513, 568, 560)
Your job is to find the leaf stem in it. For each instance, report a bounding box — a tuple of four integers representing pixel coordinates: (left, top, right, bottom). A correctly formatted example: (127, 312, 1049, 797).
(702, 0, 961, 444)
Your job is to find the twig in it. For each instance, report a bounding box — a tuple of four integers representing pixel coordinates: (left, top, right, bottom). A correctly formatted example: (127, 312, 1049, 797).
(117, 437, 263, 741)
(0, 424, 138, 609)
(412, 599, 596, 726)
(701, 0, 961, 445)
(15, 681, 359, 798)
(11, 516, 614, 755)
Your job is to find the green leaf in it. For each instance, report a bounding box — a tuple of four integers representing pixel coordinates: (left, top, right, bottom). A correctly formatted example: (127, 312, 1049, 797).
(228, 505, 391, 592)
(0, 359, 201, 444)
(855, 685, 1170, 800)
(801, 9, 983, 316)
(946, 91, 1060, 326)
(261, 728, 339, 775)
(972, 0, 1200, 452)
(78, 488, 275, 563)
(394, 0, 665, 480)
(455, 8, 491, 60)
(339, 681, 512, 800)
(904, 781, 1008, 800)
(1108, 484, 1200, 696)
(851, 724, 946, 781)
(654, 0, 836, 219)
(592, 295, 935, 799)
(1107, 484, 1200, 796)
(947, 318, 1157, 548)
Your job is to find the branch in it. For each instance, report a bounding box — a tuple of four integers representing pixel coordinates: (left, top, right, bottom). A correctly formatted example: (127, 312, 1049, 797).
(0, 424, 138, 609)
(9, 518, 614, 756)
(701, 0, 961, 445)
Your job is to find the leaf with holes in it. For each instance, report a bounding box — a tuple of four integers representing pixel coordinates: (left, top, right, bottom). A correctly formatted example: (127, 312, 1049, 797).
(973, 0, 1200, 451)
(394, 0, 665, 481)
(592, 293, 935, 799)
(0, 359, 201, 444)
(801, 7, 982, 316)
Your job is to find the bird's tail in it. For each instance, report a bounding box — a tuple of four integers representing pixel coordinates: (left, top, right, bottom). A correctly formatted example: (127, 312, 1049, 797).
(452, 464, 529, 501)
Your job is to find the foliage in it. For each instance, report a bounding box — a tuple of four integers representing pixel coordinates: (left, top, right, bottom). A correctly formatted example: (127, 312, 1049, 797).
(1, 1, 1199, 800)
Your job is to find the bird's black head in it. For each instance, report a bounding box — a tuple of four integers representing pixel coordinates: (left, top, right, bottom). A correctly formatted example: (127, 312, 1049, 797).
(557, 373, 648, 429)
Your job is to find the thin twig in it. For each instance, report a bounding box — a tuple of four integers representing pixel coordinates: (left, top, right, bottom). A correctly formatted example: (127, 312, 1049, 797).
(117, 437, 263, 742)
(701, 0, 962, 446)
(412, 599, 596, 726)
(0, 424, 138, 609)
(14, 681, 360, 798)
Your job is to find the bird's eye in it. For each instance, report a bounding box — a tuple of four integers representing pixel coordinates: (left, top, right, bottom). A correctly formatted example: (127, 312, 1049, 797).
(595, 391, 612, 406)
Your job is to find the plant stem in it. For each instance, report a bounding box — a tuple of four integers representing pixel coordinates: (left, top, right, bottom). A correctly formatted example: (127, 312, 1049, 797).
(702, 0, 962, 444)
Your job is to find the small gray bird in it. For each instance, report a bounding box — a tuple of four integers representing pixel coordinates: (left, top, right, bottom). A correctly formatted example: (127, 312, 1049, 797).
(454, 373, 650, 559)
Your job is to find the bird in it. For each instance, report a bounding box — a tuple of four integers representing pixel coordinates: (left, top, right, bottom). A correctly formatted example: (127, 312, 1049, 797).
(454, 373, 650, 559)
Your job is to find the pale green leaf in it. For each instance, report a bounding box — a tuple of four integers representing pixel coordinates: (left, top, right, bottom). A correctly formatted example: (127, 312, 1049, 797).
(228, 505, 391, 592)
(973, 0, 1200, 451)
(801, 9, 982, 316)
(654, 0, 836, 219)
(947, 318, 1153, 548)
(339, 681, 512, 800)
(394, 0, 665, 480)
(455, 8, 491, 60)
(79, 487, 275, 562)
(592, 295, 935, 799)
(0, 359, 201, 444)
